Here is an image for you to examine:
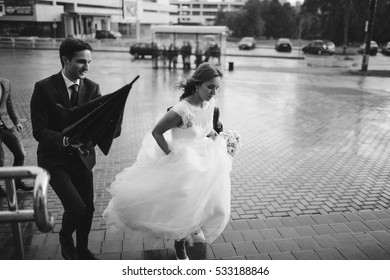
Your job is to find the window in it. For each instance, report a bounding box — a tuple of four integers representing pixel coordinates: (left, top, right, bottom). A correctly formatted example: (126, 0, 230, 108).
(203, 4, 218, 9)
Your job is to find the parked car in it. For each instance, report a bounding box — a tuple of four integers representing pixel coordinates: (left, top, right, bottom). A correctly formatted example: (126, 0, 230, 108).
(275, 38, 292, 52)
(95, 30, 121, 39)
(302, 40, 335, 55)
(359, 41, 378, 55)
(129, 42, 155, 59)
(382, 42, 390, 56)
(324, 40, 336, 53)
(238, 37, 256, 50)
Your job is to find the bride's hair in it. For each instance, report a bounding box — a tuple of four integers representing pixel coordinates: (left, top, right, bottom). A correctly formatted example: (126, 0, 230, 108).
(178, 62, 223, 100)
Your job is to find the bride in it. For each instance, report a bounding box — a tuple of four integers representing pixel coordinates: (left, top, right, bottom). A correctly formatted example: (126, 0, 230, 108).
(103, 62, 232, 260)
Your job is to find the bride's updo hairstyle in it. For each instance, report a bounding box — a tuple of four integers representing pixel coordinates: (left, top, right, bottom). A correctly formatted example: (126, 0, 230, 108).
(178, 62, 223, 100)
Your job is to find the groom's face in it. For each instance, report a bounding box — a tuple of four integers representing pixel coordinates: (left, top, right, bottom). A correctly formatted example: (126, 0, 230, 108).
(62, 50, 92, 82)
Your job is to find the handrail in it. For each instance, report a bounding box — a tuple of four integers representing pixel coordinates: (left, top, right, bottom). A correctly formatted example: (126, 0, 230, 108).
(0, 166, 54, 259)
(0, 166, 54, 231)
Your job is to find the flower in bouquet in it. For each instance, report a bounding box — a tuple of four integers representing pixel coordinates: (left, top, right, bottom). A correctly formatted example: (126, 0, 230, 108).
(220, 130, 241, 157)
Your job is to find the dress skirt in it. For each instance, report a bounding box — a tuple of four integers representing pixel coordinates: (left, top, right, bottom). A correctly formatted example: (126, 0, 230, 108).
(103, 132, 232, 243)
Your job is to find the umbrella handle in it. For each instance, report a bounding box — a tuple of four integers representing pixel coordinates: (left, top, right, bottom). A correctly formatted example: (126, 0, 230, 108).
(78, 146, 89, 157)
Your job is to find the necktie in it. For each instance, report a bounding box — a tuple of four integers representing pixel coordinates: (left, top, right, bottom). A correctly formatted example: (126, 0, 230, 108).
(70, 84, 79, 107)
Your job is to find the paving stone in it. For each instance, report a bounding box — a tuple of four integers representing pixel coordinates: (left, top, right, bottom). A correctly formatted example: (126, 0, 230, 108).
(357, 211, 378, 221)
(336, 246, 369, 260)
(380, 219, 390, 230)
(101, 240, 123, 254)
(143, 249, 169, 260)
(343, 213, 364, 222)
(247, 219, 269, 230)
(379, 243, 390, 254)
(313, 235, 340, 248)
(211, 243, 237, 259)
(105, 229, 124, 241)
(241, 229, 264, 242)
(274, 238, 301, 252)
(246, 254, 271, 260)
(269, 251, 296, 260)
(292, 249, 321, 260)
(223, 256, 246, 260)
(315, 248, 345, 260)
(332, 233, 360, 246)
(295, 216, 317, 226)
(352, 232, 381, 245)
(346, 222, 370, 233)
(357, 244, 390, 260)
(363, 220, 388, 231)
(277, 227, 300, 238)
(370, 230, 390, 244)
(223, 231, 245, 243)
(312, 224, 336, 235)
(230, 220, 251, 231)
(279, 217, 301, 227)
(211, 235, 225, 244)
(329, 223, 353, 234)
(253, 240, 280, 254)
(294, 225, 318, 237)
(122, 250, 145, 260)
(371, 210, 390, 220)
(259, 228, 283, 240)
(264, 218, 284, 228)
(294, 236, 322, 250)
(232, 241, 259, 256)
(89, 230, 105, 242)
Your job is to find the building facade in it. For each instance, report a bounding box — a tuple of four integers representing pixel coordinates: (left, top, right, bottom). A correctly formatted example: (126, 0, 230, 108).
(0, 0, 177, 38)
(170, 0, 245, 26)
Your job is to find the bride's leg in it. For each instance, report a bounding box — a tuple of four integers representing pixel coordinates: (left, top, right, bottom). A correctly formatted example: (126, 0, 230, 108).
(174, 238, 189, 260)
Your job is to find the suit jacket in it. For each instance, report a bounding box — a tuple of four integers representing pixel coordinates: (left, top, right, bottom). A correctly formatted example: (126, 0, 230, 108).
(30, 72, 101, 171)
(0, 77, 19, 129)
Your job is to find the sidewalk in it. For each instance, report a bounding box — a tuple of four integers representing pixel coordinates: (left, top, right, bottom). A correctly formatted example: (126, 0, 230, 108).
(1, 209, 390, 260)
(0, 48, 390, 260)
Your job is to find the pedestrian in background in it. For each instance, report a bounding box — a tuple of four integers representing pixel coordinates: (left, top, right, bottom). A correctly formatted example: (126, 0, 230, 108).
(30, 38, 101, 260)
(0, 77, 33, 197)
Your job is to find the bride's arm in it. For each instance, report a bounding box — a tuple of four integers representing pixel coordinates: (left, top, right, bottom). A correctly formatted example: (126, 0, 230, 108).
(152, 110, 182, 155)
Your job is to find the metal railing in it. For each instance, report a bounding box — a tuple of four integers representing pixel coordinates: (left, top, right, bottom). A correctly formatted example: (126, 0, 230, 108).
(0, 166, 54, 259)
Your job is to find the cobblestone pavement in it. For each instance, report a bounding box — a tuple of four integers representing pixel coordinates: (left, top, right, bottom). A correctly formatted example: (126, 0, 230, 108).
(1, 48, 390, 260)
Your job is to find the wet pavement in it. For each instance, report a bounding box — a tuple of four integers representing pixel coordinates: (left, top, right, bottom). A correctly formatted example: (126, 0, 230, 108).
(1, 48, 390, 260)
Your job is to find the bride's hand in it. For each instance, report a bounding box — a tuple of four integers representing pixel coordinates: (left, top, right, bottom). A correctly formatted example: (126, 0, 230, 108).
(207, 130, 218, 140)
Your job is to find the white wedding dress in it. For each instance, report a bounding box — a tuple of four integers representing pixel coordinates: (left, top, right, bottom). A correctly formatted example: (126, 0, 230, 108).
(103, 97, 232, 243)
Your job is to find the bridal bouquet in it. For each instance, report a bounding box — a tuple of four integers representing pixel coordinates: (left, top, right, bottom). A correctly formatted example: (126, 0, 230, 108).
(220, 130, 241, 157)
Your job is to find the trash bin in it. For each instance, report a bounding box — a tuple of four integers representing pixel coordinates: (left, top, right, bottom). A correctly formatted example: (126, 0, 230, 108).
(228, 62, 234, 71)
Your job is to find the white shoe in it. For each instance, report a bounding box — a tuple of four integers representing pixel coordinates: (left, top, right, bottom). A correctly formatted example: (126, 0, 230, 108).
(192, 229, 206, 243)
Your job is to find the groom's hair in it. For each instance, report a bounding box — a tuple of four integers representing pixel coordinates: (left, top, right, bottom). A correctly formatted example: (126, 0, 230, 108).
(59, 37, 93, 67)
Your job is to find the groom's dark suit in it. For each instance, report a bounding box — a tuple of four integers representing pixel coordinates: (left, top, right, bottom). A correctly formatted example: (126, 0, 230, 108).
(30, 71, 101, 258)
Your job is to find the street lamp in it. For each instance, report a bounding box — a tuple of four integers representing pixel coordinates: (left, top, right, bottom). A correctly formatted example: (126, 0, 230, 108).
(361, 0, 377, 71)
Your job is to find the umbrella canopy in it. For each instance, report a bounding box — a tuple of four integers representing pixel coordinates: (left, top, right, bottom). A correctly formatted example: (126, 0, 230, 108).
(60, 75, 139, 155)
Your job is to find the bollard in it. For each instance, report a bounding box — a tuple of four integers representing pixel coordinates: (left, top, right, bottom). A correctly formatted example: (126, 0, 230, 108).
(228, 62, 234, 71)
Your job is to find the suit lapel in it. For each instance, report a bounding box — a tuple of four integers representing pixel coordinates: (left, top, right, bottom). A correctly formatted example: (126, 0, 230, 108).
(53, 72, 71, 108)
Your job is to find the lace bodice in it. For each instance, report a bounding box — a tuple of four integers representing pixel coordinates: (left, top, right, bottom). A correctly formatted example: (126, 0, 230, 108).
(170, 98, 215, 140)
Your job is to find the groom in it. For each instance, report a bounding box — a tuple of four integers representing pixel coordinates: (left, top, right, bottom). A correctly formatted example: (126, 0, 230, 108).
(30, 37, 101, 260)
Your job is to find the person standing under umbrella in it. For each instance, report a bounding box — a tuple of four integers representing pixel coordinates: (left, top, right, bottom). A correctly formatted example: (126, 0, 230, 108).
(30, 38, 101, 260)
